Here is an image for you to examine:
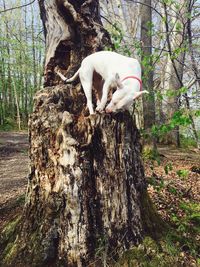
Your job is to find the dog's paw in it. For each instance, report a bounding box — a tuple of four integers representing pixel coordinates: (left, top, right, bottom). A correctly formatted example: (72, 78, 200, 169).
(105, 107, 112, 113)
(96, 105, 104, 113)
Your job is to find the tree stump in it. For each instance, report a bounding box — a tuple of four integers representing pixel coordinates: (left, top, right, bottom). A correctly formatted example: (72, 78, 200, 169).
(19, 84, 146, 266)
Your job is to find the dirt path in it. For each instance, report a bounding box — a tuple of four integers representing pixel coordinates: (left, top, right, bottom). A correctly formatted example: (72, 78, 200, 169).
(0, 132, 29, 208)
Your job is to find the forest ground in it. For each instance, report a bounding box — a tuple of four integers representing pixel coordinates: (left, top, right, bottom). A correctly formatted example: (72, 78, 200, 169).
(0, 131, 199, 265)
(0, 132, 29, 227)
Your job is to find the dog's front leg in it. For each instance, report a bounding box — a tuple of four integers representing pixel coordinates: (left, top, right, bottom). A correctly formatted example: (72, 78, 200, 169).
(96, 80, 110, 113)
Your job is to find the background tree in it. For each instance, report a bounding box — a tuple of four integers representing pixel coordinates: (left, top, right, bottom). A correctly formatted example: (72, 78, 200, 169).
(161, 0, 189, 146)
(140, 0, 156, 147)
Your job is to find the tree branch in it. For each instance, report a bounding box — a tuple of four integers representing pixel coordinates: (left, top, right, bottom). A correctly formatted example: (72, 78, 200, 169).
(127, 0, 163, 18)
(187, 0, 200, 87)
(163, 2, 184, 87)
(0, 0, 36, 14)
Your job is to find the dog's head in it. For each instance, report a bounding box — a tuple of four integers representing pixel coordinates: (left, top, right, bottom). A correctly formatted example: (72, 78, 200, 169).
(105, 88, 131, 113)
(106, 82, 148, 113)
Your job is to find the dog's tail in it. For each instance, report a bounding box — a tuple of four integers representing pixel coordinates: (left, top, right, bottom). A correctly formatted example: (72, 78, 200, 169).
(64, 69, 80, 84)
(55, 68, 80, 84)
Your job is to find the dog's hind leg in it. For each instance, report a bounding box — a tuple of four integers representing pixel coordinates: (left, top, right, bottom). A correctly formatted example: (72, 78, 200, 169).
(79, 68, 94, 115)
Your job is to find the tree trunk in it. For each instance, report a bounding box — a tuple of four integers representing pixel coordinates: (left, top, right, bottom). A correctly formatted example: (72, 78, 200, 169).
(140, 0, 156, 147)
(3, 0, 13, 117)
(0, 1, 161, 266)
(12, 77, 21, 131)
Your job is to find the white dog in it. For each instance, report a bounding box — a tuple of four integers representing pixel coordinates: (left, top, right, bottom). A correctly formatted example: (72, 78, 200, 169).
(55, 51, 148, 114)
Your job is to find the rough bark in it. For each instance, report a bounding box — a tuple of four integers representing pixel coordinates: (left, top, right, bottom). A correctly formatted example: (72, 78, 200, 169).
(0, 1, 161, 266)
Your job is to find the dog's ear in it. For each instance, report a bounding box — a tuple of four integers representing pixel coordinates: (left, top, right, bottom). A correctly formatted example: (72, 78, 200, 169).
(115, 73, 123, 89)
(115, 73, 120, 80)
(133, 90, 149, 100)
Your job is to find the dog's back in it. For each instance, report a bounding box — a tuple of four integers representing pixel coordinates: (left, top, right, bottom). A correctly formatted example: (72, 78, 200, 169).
(81, 51, 140, 80)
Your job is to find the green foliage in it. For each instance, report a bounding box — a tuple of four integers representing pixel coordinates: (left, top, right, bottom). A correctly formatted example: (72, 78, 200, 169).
(0, 117, 27, 131)
(151, 110, 193, 143)
(0, 216, 21, 243)
(142, 147, 158, 161)
(142, 146, 161, 165)
(107, 22, 124, 52)
(169, 202, 200, 259)
(165, 87, 188, 97)
(95, 232, 109, 261)
(171, 111, 192, 127)
(175, 22, 182, 31)
(164, 162, 173, 175)
(179, 202, 200, 226)
(168, 186, 177, 195)
(176, 169, 189, 179)
(127, 195, 200, 266)
(162, 0, 175, 4)
(195, 110, 200, 117)
(0, 117, 16, 131)
(148, 176, 165, 192)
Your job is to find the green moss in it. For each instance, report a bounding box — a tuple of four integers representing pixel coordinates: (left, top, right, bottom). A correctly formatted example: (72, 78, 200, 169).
(0, 216, 21, 266)
(0, 216, 21, 244)
(140, 191, 167, 239)
(2, 241, 19, 265)
(15, 194, 26, 206)
(115, 236, 181, 267)
(0, 219, 45, 267)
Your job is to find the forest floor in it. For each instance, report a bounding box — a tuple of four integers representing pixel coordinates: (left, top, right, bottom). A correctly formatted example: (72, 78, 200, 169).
(0, 132, 199, 265)
(0, 132, 29, 228)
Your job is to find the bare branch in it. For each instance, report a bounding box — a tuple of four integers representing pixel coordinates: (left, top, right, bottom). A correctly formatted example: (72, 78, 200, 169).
(162, 2, 184, 87)
(127, 0, 163, 18)
(0, 0, 36, 14)
(187, 0, 200, 87)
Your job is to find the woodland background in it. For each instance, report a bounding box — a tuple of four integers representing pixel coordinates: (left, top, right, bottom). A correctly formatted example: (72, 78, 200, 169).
(0, 0, 200, 148)
(0, 0, 200, 266)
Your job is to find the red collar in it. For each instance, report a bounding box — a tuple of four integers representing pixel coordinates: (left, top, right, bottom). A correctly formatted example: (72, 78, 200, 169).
(121, 76, 142, 91)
